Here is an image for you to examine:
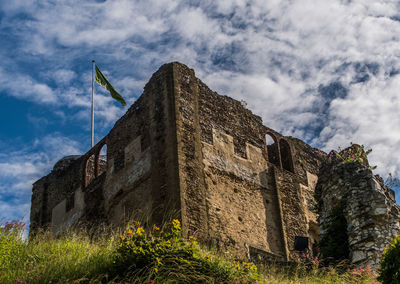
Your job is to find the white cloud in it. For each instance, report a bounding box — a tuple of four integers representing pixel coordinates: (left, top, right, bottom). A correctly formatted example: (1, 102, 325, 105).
(316, 74, 400, 177)
(0, 67, 57, 104)
(0, 201, 30, 224)
(53, 69, 76, 85)
(0, 134, 82, 221)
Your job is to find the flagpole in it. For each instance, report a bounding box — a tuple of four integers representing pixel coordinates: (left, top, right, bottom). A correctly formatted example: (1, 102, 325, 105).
(91, 60, 95, 148)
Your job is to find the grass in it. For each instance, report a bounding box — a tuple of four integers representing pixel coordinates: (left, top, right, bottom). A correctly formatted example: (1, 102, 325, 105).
(0, 222, 116, 283)
(0, 220, 379, 284)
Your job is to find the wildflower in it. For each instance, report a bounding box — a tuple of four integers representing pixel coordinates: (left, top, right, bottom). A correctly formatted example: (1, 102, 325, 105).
(135, 221, 141, 227)
(127, 229, 133, 236)
(172, 219, 181, 230)
(153, 224, 160, 231)
(136, 226, 145, 236)
(250, 264, 257, 272)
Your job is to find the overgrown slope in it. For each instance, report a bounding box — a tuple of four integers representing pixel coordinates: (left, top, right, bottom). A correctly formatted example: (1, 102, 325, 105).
(0, 220, 378, 283)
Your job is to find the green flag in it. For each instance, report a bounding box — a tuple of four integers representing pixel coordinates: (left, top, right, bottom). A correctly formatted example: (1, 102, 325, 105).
(95, 65, 126, 106)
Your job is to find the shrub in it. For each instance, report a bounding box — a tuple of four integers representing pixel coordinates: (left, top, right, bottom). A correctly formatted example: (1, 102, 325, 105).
(325, 144, 377, 171)
(378, 235, 400, 284)
(111, 219, 260, 283)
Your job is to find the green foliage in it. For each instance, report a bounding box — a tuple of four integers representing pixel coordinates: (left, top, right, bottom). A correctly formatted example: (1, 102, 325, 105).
(319, 206, 350, 264)
(326, 143, 377, 170)
(111, 219, 260, 283)
(378, 235, 400, 284)
(0, 223, 116, 284)
(0, 219, 380, 283)
(0, 221, 25, 272)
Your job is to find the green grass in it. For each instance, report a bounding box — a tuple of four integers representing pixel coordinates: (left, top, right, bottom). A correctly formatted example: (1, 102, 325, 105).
(0, 223, 116, 283)
(0, 220, 379, 284)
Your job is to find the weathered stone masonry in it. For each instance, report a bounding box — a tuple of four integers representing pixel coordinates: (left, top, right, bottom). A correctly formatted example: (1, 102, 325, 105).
(30, 62, 400, 267)
(316, 150, 400, 268)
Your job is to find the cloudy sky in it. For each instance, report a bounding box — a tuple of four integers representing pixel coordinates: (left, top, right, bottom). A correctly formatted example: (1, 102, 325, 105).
(1, 0, 400, 224)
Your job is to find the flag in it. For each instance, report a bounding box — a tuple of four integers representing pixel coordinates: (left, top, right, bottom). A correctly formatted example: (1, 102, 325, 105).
(95, 64, 126, 106)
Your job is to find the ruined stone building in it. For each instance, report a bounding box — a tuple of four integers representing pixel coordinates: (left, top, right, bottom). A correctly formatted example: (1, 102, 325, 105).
(30, 62, 400, 268)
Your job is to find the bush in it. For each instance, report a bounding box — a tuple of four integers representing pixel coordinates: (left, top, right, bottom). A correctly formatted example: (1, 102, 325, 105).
(378, 235, 400, 284)
(111, 219, 260, 283)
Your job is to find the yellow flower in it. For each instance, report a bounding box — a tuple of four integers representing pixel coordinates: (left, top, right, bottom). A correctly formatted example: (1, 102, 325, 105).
(153, 224, 160, 231)
(135, 221, 141, 227)
(127, 229, 133, 236)
(136, 226, 145, 236)
(172, 219, 181, 229)
(156, 257, 162, 265)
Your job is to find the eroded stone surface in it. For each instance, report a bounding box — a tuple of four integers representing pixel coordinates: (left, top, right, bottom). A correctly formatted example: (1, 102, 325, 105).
(316, 157, 400, 268)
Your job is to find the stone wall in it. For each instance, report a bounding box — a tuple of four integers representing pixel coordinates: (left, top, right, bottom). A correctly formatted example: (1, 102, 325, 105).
(316, 155, 400, 268)
(30, 156, 84, 233)
(172, 62, 322, 261)
(30, 63, 182, 233)
(102, 63, 181, 225)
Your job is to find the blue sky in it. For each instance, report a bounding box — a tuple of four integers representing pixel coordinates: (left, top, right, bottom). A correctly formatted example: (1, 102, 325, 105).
(1, 0, 400, 224)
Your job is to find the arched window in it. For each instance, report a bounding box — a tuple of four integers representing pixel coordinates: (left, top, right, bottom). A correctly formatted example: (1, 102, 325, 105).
(97, 143, 108, 176)
(265, 133, 280, 167)
(279, 139, 294, 173)
(85, 154, 96, 187)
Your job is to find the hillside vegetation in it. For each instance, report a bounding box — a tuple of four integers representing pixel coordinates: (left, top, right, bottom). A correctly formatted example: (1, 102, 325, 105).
(0, 220, 379, 283)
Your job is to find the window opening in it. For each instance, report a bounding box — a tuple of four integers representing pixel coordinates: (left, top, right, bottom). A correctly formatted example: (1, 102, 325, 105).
(265, 134, 280, 167)
(98, 143, 108, 176)
(85, 154, 96, 187)
(279, 139, 294, 173)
